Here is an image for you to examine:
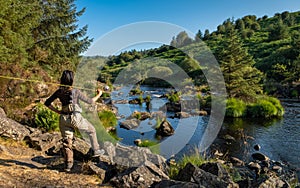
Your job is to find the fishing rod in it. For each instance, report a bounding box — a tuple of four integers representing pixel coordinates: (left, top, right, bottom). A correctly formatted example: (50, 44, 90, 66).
(0, 75, 109, 92)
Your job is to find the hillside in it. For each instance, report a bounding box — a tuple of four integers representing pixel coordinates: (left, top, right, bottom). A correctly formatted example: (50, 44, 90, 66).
(86, 11, 300, 98)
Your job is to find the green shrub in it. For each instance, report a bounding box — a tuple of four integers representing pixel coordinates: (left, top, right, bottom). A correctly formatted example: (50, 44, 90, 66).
(197, 94, 211, 110)
(265, 96, 284, 116)
(98, 110, 117, 128)
(226, 98, 247, 117)
(167, 91, 181, 103)
(137, 94, 144, 105)
(145, 95, 151, 102)
(35, 103, 59, 132)
(154, 117, 163, 129)
(247, 99, 278, 118)
(130, 86, 143, 95)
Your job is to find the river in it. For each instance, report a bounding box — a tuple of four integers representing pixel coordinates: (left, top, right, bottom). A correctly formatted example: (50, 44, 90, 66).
(111, 86, 300, 178)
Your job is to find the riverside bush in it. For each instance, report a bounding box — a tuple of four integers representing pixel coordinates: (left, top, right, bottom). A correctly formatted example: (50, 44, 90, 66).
(247, 100, 277, 118)
(225, 96, 284, 118)
(98, 110, 117, 128)
(35, 103, 59, 132)
(226, 98, 247, 117)
(265, 96, 284, 116)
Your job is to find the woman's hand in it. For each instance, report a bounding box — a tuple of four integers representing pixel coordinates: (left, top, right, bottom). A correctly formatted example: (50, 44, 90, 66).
(96, 88, 102, 96)
(92, 88, 102, 102)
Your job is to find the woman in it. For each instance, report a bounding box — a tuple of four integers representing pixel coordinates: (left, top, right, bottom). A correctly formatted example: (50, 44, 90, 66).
(45, 70, 105, 172)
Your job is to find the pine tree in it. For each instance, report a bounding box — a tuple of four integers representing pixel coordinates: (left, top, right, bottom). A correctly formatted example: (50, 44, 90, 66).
(195, 29, 203, 42)
(203, 29, 210, 40)
(31, 0, 92, 72)
(0, 0, 41, 65)
(217, 28, 263, 100)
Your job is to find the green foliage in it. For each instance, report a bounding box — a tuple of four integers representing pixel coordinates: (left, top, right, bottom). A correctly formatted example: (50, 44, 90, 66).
(145, 95, 151, 102)
(137, 95, 144, 105)
(133, 112, 142, 120)
(98, 110, 117, 129)
(82, 112, 117, 143)
(215, 27, 264, 100)
(0, 0, 42, 65)
(203, 11, 300, 95)
(130, 86, 143, 95)
(169, 149, 207, 178)
(34, 103, 59, 132)
(247, 97, 284, 118)
(32, 0, 92, 73)
(247, 100, 278, 118)
(170, 31, 193, 47)
(167, 91, 181, 103)
(197, 94, 211, 110)
(148, 66, 173, 78)
(265, 96, 285, 116)
(226, 98, 247, 117)
(0, 0, 92, 76)
(137, 139, 158, 147)
(225, 96, 284, 118)
(154, 117, 163, 129)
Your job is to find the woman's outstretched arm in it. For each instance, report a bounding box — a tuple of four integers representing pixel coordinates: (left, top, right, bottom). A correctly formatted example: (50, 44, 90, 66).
(92, 88, 102, 102)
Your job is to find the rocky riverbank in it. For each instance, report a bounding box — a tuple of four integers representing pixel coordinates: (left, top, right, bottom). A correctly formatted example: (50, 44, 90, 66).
(0, 107, 298, 187)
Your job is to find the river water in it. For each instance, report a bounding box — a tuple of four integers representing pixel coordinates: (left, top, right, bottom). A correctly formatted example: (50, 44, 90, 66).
(111, 86, 300, 177)
(219, 101, 300, 178)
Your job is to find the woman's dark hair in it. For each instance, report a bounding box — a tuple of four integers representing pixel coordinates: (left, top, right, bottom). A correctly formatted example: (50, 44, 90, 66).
(60, 70, 74, 87)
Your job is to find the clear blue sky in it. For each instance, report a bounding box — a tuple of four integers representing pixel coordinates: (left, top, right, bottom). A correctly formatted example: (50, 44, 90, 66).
(75, 0, 300, 55)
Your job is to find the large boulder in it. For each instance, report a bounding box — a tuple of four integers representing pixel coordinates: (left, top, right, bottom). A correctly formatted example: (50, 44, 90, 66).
(110, 161, 169, 188)
(0, 114, 30, 141)
(176, 163, 238, 188)
(154, 180, 199, 188)
(103, 142, 168, 173)
(199, 162, 231, 182)
(24, 131, 61, 152)
(164, 102, 181, 112)
(155, 120, 174, 137)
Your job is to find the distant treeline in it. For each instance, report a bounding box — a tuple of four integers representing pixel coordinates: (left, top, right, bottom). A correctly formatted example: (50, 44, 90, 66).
(87, 11, 300, 99)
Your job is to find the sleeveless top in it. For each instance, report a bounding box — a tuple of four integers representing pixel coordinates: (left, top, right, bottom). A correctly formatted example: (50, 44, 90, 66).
(45, 88, 93, 108)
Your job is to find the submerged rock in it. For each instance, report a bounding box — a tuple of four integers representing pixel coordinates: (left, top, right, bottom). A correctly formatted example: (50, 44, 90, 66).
(120, 119, 140, 130)
(253, 144, 261, 151)
(174, 112, 191, 118)
(252, 152, 269, 161)
(129, 111, 151, 121)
